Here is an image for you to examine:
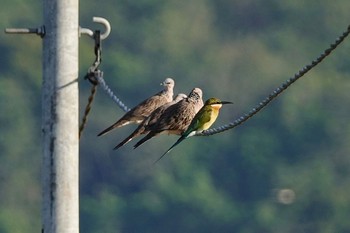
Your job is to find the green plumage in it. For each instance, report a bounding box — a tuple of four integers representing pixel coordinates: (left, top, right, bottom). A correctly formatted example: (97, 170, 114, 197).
(155, 97, 233, 163)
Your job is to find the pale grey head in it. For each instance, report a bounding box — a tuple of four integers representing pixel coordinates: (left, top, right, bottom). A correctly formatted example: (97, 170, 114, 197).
(173, 93, 187, 102)
(161, 77, 175, 90)
(188, 87, 203, 100)
(188, 87, 203, 112)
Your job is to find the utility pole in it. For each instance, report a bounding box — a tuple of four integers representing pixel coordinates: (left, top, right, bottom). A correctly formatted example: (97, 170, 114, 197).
(5, 0, 79, 230)
(5, 0, 110, 231)
(41, 0, 79, 232)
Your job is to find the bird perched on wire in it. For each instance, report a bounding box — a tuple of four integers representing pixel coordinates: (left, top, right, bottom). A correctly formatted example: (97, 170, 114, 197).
(98, 77, 175, 136)
(113, 93, 187, 149)
(133, 87, 204, 149)
(154, 97, 233, 163)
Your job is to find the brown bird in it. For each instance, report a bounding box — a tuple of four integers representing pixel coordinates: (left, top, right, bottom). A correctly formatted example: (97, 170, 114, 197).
(98, 77, 175, 136)
(113, 93, 187, 150)
(133, 87, 204, 149)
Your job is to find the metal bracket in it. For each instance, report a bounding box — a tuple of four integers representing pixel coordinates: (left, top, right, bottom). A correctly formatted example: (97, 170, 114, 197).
(4, 26, 45, 37)
(80, 17, 111, 40)
(4, 16, 111, 40)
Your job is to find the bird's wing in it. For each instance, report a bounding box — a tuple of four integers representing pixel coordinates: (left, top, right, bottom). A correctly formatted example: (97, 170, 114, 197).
(130, 91, 168, 118)
(183, 107, 212, 136)
(197, 107, 212, 128)
(151, 100, 195, 132)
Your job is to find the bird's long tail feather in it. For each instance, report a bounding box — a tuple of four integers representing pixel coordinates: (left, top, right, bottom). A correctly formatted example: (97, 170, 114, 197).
(114, 136, 133, 150)
(154, 136, 186, 164)
(97, 124, 117, 136)
(98, 120, 129, 136)
(133, 131, 158, 149)
(114, 125, 145, 150)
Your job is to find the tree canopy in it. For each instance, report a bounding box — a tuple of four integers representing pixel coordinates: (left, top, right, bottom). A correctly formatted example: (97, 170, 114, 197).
(1, 0, 350, 232)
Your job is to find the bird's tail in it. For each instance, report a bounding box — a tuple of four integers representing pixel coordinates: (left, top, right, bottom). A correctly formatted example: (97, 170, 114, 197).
(114, 125, 146, 150)
(114, 136, 133, 150)
(154, 136, 186, 164)
(97, 120, 128, 136)
(97, 125, 115, 137)
(133, 131, 159, 149)
(97, 123, 120, 136)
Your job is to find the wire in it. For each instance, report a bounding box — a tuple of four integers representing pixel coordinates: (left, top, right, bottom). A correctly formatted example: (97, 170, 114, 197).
(79, 84, 97, 138)
(79, 31, 102, 138)
(197, 24, 350, 136)
(79, 29, 130, 138)
(96, 74, 130, 113)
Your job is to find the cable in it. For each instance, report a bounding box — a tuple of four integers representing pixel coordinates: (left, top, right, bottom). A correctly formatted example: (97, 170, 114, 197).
(197, 25, 350, 136)
(96, 74, 130, 113)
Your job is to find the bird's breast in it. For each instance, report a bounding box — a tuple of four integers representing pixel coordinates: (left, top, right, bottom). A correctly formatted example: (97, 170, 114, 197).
(200, 109, 219, 130)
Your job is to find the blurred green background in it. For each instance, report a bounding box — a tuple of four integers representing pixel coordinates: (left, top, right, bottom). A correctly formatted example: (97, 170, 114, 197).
(1, 0, 350, 232)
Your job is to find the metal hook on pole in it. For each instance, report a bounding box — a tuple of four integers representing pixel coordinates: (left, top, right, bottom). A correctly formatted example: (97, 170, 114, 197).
(80, 17, 111, 40)
(4, 25, 45, 37)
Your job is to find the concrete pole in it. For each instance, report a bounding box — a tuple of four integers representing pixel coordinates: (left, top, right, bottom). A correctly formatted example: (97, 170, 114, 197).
(42, 0, 79, 232)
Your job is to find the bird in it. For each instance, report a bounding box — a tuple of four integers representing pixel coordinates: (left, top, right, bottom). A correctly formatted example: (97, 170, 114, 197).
(97, 77, 175, 136)
(133, 87, 204, 149)
(113, 93, 187, 150)
(155, 97, 233, 163)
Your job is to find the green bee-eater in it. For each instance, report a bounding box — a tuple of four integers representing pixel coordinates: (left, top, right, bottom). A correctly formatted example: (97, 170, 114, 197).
(155, 97, 233, 163)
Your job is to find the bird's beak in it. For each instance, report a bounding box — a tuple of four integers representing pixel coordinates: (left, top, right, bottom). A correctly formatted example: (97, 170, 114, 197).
(220, 101, 233, 105)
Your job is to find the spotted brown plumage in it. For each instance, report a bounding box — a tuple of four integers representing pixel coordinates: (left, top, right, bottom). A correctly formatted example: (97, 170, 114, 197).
(98, 78, 175, 136)
(113, 93, 187, 149)
(133, 87, 203, 149)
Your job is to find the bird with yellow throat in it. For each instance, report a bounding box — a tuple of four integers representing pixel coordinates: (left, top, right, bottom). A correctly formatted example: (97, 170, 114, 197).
(155, 97, 233, 163)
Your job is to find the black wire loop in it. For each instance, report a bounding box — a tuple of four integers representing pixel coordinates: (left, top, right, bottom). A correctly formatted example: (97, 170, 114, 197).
(85, 30, 102, 85)
(80, 30, 103, 139)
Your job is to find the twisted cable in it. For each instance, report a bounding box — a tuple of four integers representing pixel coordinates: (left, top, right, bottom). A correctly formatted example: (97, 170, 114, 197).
(198, 25, 350, 136)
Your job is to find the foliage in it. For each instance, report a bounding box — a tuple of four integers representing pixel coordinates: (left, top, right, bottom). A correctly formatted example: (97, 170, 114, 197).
(1, 0, 350, 232)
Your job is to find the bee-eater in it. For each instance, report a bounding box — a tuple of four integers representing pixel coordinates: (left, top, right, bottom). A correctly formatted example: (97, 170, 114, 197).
(133, 87, 204, 149)
(155, 97, 233, 163)
(113, 93, 187, 149)
(98, 77, 175, 136)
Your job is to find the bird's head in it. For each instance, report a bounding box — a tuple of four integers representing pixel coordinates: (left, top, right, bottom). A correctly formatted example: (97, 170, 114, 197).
(161, 77, 175, 90)
(173, 93, 187, 102)
(188, 87, 203, 100)
(205, 97, 233, 109)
